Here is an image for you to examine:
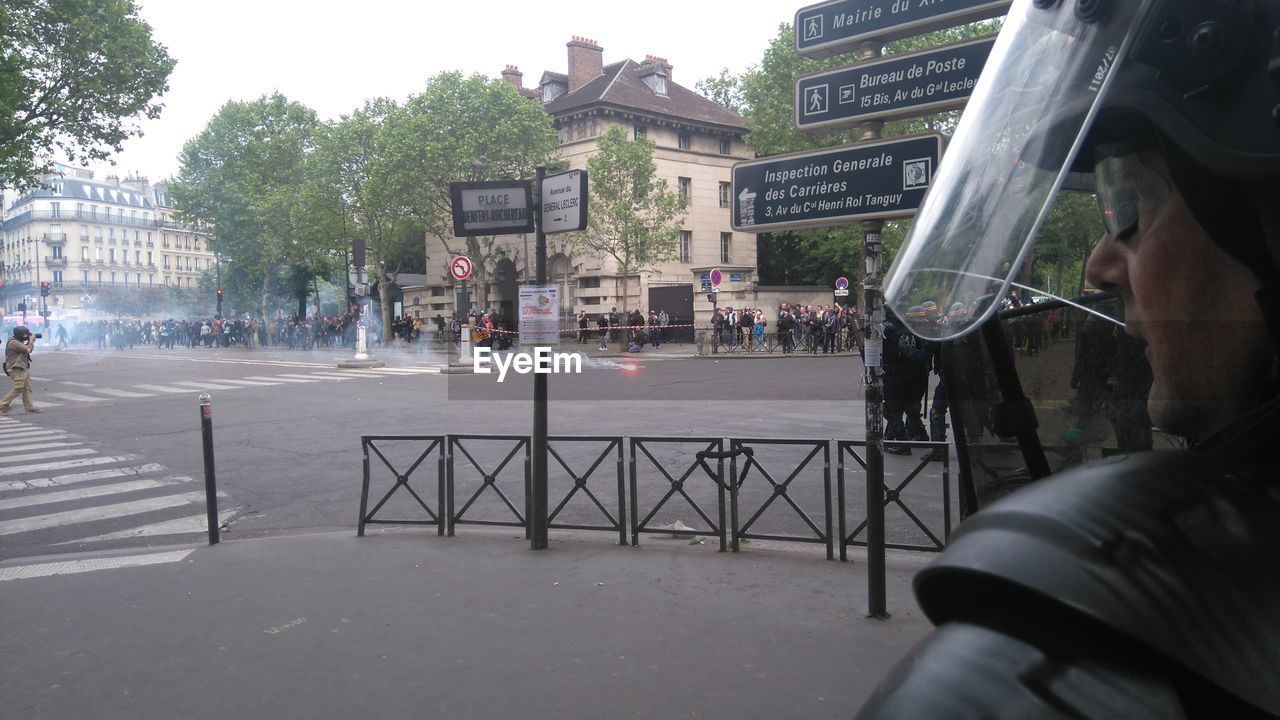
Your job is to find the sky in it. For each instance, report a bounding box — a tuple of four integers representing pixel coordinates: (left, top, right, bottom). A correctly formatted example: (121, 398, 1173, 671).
(88, 0, 798, 183)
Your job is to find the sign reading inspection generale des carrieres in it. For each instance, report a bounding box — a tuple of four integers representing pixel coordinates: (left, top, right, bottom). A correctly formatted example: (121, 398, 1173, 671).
(732, 134, 943, 234)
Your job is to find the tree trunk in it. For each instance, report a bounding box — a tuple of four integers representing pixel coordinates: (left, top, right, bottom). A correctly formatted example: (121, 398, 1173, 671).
(260, 271, 273, 323)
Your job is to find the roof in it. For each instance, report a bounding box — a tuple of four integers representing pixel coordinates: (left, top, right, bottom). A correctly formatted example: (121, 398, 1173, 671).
(10, 175, 155, 211)
(543, 60, 745, 132)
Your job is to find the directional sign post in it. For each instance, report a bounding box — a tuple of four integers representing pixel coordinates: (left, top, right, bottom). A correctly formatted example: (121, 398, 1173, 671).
(796, 36, 995, 131)
(732, 134, 943, 233)
(540, 169, 588, 235)
(796, 0, 1010, 58)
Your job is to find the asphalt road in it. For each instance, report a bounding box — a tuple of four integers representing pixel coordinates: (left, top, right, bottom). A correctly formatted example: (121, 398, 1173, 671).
(0, 341, 956, 560)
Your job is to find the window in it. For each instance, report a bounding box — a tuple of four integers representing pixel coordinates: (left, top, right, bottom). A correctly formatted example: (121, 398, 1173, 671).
(81, 247, 88, 261)
(83, 271, 90, 284)
(194, 258, 200, 270)
(578, 276, 601, 289)
(97, 270, 103, 284)
(634, 125, 647, 138)
(108, 228, 115, 242)
(111, 272, 116, 283)
(719, 182, 731, 208)
(582, 296, 601, 305)
(678, 177, 691, 202)
(90, 205, 98, 219)
(80, 224, 89, 240)
(76, 203, 84, 217)
(52, 246, 62, 259)
(137, 273, 142, 285)
(679, 231, 691, 263)
(162, 234, 169, 248)
(194, 239, 200, 251)
(720, 232, 732, 263)
(94, 247, 101, 261)
(163, 256, 169, 269)
(678, 132, 691, 150)
(720, 139, 731, 155)
(147, 251, 152, 265)
(53, 271, 62, 283)
(135, 251, 141, 264)
(109, 249, 115, 263)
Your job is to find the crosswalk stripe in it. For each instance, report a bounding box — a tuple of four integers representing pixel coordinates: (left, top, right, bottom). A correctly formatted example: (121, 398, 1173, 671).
(0, 447, 97, 464)
(171, 380, 243, 391)
(0, 441, 83, 454)
(299, 373, 356, 380)
(34, 401, 63, 408)
(0, 549, 196, 582)
(0, 476, 192, 509)
(278, 373, 344, 381)
(213, 378, 281, 387)
(0, 455, 139, 478)
(0, 428, 62, 439)
(372, 367, 436, 374)
(61, 508, 235, 543)
(45, 391, 107, 402)
(0, 433, 68, 446)
(133, 384, 198, 394)
(0, 491, 199, 535)
(253, 375, 319, 383)
(87, 388, 155, 399)
(335, 369, 396, 377)
(0, 463, 170, 491)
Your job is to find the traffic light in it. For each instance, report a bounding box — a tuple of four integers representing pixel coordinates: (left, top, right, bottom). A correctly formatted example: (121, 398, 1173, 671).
(216, 288, 223, 299)
(40, 282, 49, 297)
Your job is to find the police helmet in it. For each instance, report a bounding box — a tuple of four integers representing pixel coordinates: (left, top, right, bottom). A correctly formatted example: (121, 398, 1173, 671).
(885, 0, 1280, 341)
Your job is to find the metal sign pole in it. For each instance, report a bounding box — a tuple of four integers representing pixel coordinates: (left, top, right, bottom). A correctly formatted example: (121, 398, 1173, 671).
(857, 41, 890, 621)
(531, 166, 549, 550)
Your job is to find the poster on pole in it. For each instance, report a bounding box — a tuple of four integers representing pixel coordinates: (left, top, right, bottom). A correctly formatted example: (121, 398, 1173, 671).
(518, 284, 561, 347)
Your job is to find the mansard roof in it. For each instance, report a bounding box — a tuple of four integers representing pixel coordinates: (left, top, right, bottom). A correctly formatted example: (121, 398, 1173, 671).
(543, 60, 745, 133)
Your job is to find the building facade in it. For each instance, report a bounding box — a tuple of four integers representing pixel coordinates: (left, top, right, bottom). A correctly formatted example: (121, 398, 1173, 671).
(416, 37, 757, 336)
(0, 166, 216, 320)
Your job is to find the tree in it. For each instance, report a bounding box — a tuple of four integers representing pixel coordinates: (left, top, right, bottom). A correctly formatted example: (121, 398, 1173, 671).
(380, 72, 559, 310)
(568, 125, 687, 312)
(0, 0, 175, 190)
(696, 68, 746, 115)
(171, 93, 320, 320)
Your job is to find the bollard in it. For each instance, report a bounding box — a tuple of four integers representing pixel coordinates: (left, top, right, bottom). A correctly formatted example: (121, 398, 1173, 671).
(199, 393, 220, 545)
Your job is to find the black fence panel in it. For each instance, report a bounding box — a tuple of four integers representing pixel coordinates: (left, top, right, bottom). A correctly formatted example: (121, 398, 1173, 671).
(358, 435, 446, 536)
(546, 436, 627, 545)
(448, 435, 531, 535)
(837, 440, 953, 556)
(628, 437, 727, 550)
(728, 439, 833, 559)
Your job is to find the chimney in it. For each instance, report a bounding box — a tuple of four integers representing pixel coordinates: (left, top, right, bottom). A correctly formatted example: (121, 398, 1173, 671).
(567, 36, 603, 93)
(643, 54, 673, 83)
(500, 65, 524, 90)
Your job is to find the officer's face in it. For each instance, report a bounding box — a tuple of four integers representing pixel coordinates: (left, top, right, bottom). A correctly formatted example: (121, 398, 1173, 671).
(1085, 150, 1271, 440)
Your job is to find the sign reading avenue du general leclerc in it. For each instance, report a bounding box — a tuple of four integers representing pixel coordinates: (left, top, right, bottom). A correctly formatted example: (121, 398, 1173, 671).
(795, 0, 1010, 58)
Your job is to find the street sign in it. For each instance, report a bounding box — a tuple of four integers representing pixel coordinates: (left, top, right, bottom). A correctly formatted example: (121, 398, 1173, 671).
(449, 255, 474, 282)
(732, 134, 944, 234)
(796, 36, 995, 131)
(709, 268, 723, 287)
(355, 282, 368, 297)
(710, 286, 721, 293)
(835, 277, 850, 290)
(518, 284, 561, 347)
(796, 0, 1010, 58)
(450, 180, 535, 237)
(834, 289, 850, 297)
(540, 170, 588, 235)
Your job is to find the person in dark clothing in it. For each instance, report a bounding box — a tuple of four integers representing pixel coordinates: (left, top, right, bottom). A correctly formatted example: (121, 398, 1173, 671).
(859, 2, 1280, 717)
(882, 310, 931, 453)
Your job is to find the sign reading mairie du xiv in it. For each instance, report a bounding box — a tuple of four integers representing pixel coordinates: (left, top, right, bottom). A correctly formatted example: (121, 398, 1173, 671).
(795, 0, 1010, 58)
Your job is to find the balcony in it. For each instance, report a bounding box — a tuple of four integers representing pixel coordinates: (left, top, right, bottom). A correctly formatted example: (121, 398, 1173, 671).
(45, 257, 67, 269)
(42, 233, 67, 245)
(94, 237, 104, 244)
(79, 235, 89, 242)
(94, 259, 104, 266)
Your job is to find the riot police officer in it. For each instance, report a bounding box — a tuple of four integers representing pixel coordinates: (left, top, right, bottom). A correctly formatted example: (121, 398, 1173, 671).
(882, 307, 931, 454)
(860, 0, 1280, 716)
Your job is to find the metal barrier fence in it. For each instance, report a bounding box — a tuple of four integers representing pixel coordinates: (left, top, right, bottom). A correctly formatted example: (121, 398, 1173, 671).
(837, 440, 952, 557)
(358, 434, 953, 557)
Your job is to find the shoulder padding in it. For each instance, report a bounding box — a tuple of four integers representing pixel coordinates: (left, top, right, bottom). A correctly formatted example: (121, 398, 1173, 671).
(915, 451, 1280, 715)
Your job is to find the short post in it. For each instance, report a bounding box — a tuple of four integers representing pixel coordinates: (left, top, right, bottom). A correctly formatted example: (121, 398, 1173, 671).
(199, 393, 220, 545)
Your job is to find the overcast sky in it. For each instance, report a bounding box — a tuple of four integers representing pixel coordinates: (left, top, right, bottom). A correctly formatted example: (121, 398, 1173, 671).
(89, 0, 796, 182)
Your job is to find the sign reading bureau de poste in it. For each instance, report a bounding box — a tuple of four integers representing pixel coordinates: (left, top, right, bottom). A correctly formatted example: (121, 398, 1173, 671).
(795, 0, 1010, 58)
(796, 35, 995, 131)
(450, 180, 535, 237)
(732, 134, 943, 234)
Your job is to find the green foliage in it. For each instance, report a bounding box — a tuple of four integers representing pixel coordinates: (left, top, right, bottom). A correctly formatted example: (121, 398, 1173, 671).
(1028, 190, 1103, 298)
(170, 93, 320, 319)
(0, 0, 175, 190)
(569, 125, 687, 312)
(696, 68, 746, 115)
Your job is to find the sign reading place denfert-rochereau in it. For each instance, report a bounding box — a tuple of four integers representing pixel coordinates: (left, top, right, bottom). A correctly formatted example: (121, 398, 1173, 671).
(450, 180, 535, 237)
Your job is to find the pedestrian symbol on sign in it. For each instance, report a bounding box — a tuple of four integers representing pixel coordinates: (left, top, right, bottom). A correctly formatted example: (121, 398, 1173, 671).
(805, 85, 828, 116)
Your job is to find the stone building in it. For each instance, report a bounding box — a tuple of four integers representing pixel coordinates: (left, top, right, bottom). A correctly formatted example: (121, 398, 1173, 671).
(0, 165, 216, 320)
(417, 37, 756, 339)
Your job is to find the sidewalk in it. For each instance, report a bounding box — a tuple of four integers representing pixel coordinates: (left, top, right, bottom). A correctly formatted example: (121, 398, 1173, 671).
(0, 529, 933, 720)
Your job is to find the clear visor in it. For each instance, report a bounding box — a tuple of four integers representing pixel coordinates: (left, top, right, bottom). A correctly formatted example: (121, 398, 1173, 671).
(884, 0, 1154, 341)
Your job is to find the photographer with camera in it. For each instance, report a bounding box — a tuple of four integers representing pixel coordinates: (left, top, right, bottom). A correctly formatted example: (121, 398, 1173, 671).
(1, 326, 42, 414)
